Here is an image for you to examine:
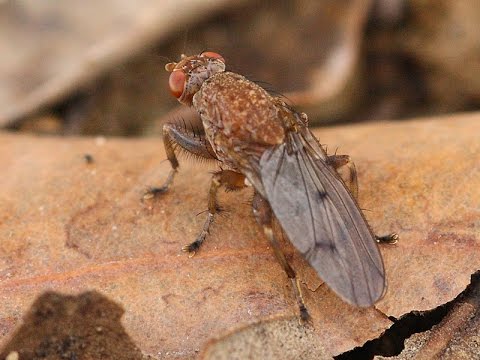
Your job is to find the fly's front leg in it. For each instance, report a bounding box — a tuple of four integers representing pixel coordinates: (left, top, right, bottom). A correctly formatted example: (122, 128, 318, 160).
(182, 170, 247, 256)
(144, 122, 217, 199)
(252, 192, 310, 323)
(327, 154, 398, 245)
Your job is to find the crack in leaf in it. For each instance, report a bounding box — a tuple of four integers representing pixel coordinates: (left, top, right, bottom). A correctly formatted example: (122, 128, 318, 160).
(336, 270, 480, 359)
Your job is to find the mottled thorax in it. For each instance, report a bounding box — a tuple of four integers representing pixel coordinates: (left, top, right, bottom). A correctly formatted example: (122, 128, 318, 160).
(193, 72, 285, 165)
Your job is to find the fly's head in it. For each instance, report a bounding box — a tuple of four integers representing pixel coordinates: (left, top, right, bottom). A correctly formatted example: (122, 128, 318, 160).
(165, 52, 226, 106)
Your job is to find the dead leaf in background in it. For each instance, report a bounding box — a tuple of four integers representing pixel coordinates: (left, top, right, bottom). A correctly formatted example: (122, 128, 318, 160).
(4, 0, 480, 136)
(0, 0, 373, 134)
(400, 0, 480, 110)
(153, 0, 373, 133)
(0, 113, 478, 357)
(0, 0, 248, 127)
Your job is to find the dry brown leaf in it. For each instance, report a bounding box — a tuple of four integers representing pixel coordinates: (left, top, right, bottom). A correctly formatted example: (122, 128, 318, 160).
(0, 113, 479, 358)
(0, 291, 144, 359)
(200, 317, 329, 359)
(401, 0, 480, 109)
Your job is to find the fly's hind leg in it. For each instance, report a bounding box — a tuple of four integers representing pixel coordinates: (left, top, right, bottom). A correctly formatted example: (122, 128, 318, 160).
(182, 170, 247, 256)
(144, 122, 217, 199)
(252, 192, 310, 323)
(327, 154, 398, 245)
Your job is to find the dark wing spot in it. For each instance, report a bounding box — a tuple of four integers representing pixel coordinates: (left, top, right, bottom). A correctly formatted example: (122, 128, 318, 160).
(315, 240, 336, 253)
(304, 240, 336, 263)
(317, 190, 327, 200)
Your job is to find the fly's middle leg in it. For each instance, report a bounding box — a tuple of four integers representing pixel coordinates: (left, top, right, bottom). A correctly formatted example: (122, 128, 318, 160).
(144, 122, 217, 199)
(327, 154, 358, 199)
(252, 192, 310, 323)
(327, 154, 399, 245)
(182, 170, 247, 256)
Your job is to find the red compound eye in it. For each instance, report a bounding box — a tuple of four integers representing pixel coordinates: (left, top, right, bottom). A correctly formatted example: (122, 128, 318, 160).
(168, 70, 186, 98)
(201, 51, 225, 63)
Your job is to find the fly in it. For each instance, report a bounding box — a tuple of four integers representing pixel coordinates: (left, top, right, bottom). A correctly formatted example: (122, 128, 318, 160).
(145, 52, 398, 320)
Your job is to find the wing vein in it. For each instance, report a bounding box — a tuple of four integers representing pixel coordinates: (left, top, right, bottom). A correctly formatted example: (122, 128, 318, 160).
(259, 130, 384, 306)
(300, 149, 360, 303)
(294, 150, 318, 248)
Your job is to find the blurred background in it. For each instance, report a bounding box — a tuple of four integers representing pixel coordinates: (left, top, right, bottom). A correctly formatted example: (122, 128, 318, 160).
(1, 0, 479, 136)
(2, 2, 480, 358)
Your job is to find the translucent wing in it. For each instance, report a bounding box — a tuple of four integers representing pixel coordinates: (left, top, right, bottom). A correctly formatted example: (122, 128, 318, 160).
(260, 130, 385, 306)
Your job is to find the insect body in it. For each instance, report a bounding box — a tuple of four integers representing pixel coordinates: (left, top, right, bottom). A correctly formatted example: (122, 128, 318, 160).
(148, 52, 397, 319)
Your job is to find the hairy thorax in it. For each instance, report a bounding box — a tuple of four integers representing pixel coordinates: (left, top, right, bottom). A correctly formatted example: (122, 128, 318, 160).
(193, 72, 286, 170)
